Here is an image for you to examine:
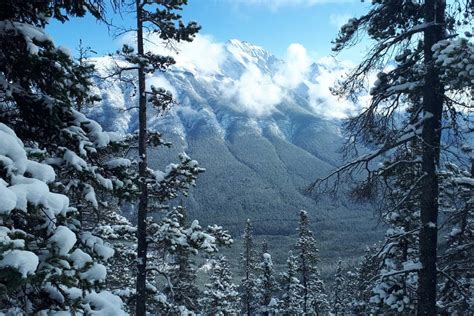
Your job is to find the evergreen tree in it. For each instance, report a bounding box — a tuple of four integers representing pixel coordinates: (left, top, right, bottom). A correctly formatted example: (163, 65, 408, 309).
(346, 246, 381, 314)
(256, 249, 279, 315)
(280, 252, 303, 315)
(311, 0, 473, 313)
(149, 205, 232, 313)
(368, 145, 421, 314)
(331, 259, 347, 315)
(103, 1, 201, 313)
(295, 210, 329, 315)
(199, 256, 241, 315)
(240, 219, 259, 315)
(437, 162, 474, 313)
(0, 124, 126, 314)
(0, 2, 129, 313)
(164, 206, 200, 311)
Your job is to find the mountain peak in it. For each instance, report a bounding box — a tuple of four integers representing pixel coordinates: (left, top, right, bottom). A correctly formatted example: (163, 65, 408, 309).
(224, 39, 277, 71)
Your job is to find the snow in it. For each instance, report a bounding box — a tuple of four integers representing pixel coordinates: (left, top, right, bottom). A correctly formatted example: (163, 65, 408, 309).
(26, 160, 55, 183)
(43, 282, 65, 303)
(63, 149, 88, 171)
(84, 185, 99, 209)
(104, 158, 132, 169)
(0, 123, 28, 175)
(455, 177, 474, 187)
(0, 181, 17, 215)
(9, 176, 69, 216)
(70, 249, 93, 269)
(71, 110, 112, 148)
(154, 169, 166, 183)
(0, 21, 53, 55)
(49, 226, 77, 256)
(0, 249, 39, 277)
(263, 253, 273, 266)
(0, 227, 25, 248)
(9, 176, 52, 211)
(83, 291, 127, 316)
(93, 243, 114, 260)
(60, 286, 83, 300)
(45, 192, 69, 216)
(80, 232, 114, 260)
(96, 174, 113, 190)
(80, 263, 107, 282)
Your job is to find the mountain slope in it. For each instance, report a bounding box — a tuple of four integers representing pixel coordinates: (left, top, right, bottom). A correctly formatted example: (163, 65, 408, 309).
(88, 39, 382, 264)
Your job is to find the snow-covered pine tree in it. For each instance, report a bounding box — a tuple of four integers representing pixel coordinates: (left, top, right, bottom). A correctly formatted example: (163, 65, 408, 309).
(368, 144, 421, 314)
(346, 246, 380, 315)
(256, 247, 280, 315)
(199, 256, 241, 315)
(437, 162, 474, 313)
(0, 124, 126, 314)
(294, 210, 329, 315)
(331, 259, 347, 315)
(163, 205, 200, 311)
(346, 246, 381, 314)
(240, 219, 259, 315)
(146, 205, 232, 313)
(92, 212, 138, 312)
(310, 0, 473, 312)
(279, 252, 303, 315)
(105, 2, 200, 313)
(0, 2, 130, 313)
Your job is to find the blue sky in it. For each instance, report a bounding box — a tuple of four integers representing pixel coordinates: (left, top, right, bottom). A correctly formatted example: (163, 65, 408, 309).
(48, 0, 370, 61)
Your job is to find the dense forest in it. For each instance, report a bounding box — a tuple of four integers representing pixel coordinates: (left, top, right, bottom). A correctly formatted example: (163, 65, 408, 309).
(0, 0, 473, 315)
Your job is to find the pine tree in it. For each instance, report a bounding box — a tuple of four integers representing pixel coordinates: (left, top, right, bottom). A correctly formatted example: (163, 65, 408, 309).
(295, 210, 329, 315)
(0, 2, 128, 313)
(346, 246, 381, 314)
(437, 162, 474, 313)
(164, 206, 200, 311)
(256, 247, 279, 315)
(311, 0, 473, 313)
(240, 219, 259, 315)
(368, 145, 421, 314)
(104, 2, 200, 313)
(331, 259, 347, 315)
(280, 252, 303, 315)
(147, 205, 232, 312)
(0, 124, 126, 314)
(199, 256, 241, 315)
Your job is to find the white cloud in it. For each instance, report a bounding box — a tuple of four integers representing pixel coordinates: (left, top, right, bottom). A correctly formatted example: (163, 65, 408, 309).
(221, 64, 284, 117)
(274, 43, 312, 89)
(329, 13, 353, 29)
(307, 58, 357, 119)
(118, 32, 364, 119)
(119, 33, 225, 75)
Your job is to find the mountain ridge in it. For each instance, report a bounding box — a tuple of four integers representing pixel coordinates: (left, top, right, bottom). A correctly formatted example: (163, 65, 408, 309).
(87, 38, 382, 264)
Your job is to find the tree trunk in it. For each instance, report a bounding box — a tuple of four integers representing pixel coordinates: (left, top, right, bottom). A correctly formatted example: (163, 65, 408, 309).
(135, 0, 148, 315)
(418, 0, 445, 313)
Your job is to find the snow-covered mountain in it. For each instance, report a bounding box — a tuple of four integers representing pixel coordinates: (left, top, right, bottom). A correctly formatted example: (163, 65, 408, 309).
(88, 39, 380, 260)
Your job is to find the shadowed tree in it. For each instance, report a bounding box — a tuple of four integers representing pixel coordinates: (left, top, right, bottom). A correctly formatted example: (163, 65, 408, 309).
(309, 0, 473, 313)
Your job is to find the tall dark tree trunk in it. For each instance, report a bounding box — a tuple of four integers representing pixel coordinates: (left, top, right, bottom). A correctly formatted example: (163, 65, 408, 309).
(135, 0, 148, 315)
(418, 0, 445, 313)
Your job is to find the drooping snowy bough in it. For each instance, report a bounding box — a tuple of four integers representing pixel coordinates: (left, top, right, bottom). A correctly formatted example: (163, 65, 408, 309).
(0, 124, 126, 315)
